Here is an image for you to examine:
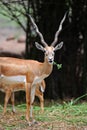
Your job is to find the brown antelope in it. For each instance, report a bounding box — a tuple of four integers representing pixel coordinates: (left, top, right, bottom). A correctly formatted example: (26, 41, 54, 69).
(0, 75, 45, 114)
(0, 13, 66, 125)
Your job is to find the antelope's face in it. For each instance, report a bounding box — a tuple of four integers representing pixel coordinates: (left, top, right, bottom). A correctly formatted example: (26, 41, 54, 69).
(44, 46, 55, 64)
(35, 42, 63, 64)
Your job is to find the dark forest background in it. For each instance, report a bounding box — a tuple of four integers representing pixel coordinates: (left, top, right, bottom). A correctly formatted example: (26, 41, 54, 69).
(0, 0, 87, 100)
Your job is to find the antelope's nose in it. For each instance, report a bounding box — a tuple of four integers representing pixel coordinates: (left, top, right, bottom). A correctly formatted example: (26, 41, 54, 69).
(48, 58, 53, 63)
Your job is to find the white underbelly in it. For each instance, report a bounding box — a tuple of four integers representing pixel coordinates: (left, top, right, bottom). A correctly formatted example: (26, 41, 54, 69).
(0, 88, 25, 93)
(0, 75, 26, 82)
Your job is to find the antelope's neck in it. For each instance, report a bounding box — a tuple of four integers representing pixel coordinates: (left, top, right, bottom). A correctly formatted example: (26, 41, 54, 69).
(32, 59, 53, 85)
(42, 58, 53, 76)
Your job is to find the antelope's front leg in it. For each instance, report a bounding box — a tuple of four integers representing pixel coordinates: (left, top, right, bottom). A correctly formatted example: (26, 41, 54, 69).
(30, 84, 36, 123)
(25, 83, 36, 126)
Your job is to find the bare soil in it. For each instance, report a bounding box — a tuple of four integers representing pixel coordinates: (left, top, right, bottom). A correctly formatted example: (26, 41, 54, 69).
(0, 110, 87, 130)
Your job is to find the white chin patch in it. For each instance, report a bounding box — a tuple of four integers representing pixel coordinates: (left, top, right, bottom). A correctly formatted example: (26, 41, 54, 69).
(49, 61, 53, 64)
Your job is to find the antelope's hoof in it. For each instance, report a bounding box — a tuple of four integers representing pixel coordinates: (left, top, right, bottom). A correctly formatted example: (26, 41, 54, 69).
(2, 110, 7, 116)
(12, 108, 16, 113)
(39, 110, 44, 114)
(27, 120, 38, 126)
(32, 119, 38, 124)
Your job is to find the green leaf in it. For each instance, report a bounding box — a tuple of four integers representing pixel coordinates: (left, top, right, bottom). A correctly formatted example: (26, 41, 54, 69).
(53, 62, 62, 70)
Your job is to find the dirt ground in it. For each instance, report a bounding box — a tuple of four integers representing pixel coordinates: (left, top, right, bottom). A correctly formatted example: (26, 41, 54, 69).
(0, 110, 87, 130)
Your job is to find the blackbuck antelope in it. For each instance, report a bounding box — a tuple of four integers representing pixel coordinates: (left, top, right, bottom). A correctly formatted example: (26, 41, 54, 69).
(0, 75, 45, 114)
(0, 13, 66, 125)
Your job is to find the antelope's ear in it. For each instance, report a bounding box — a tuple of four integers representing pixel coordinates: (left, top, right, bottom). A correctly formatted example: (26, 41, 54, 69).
(35, 42, 45, 52)
(54, 42, 63, 51)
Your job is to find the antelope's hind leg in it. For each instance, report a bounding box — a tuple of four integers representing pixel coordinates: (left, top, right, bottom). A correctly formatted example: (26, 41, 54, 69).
(25, 83, 37, 126)
(3, 90, 11, 115)
(11, 92, 16, 113)
(38, 93, 44, 113)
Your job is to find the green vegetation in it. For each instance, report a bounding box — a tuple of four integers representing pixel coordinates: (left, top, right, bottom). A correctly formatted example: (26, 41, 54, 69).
(35, 101, 87, 126)
(53, 62, 62, 70)
(0, 100, 87, 130)
(0, 13, 17, 28)
(0, 3, 26, 31)
(0, 7, 24, 29)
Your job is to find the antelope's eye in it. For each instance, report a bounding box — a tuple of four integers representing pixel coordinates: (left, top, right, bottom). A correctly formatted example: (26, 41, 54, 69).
(45, 51, 48, 56)
(45, 53, 48, 56)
